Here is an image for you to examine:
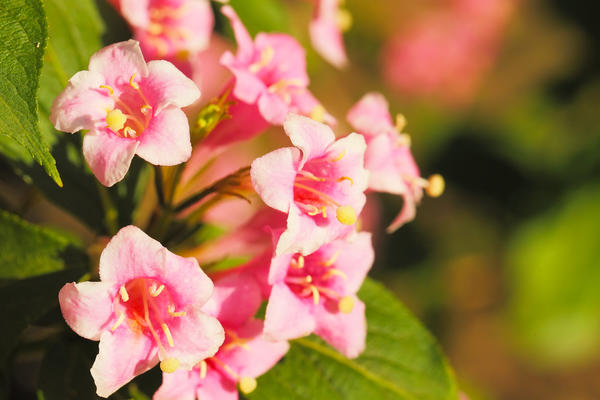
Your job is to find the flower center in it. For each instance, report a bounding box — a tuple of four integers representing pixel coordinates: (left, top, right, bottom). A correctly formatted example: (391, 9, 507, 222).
(111, 278, 186, 372)
(144, 4, 192, 57)
(284, 253, 354, 313)
(100, 74, 152, 139)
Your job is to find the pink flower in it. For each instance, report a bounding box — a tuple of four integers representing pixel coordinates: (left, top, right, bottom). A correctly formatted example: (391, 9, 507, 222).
(203, 6, 333, 149)
(109, 0, 214, 61)
(154, 272, 289, 400)
(251, 114, 369, 255)
(309, 0, 350, 68)
(347, 92, 444, 232)
(50, 40, 200, 186)
(264, 232, 373, 358)
(58, 225, 224, 397)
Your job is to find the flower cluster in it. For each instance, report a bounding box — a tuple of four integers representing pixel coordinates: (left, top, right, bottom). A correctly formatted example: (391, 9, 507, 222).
(53, 2, 443, 398)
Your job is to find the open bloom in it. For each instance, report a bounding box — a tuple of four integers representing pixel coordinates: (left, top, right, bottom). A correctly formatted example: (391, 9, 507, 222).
(347, 92, 444, 232)
(154, 272, 289, 400)
(203, 6, 333, 149)
(251, 114, 369, 255)
(264, 232, 373, 358)
(58, 225, 224, 397)
(109, 0, 214, 62)
(309, 0, 351, 68)
(50, 40, 200, 186)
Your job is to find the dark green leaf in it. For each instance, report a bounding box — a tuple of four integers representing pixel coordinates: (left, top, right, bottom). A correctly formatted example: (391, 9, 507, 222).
(0, 0, 61, 185)
(0, 210, 84, 279)
(219, 0, 289, 36)
(249, 278, 458, 400)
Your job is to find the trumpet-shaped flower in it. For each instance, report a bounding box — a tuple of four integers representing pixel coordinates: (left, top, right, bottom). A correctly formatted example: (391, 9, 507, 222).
(347, 92, 444, 232)
(251, 114, 369, 255)
(264, 232, 373, 358)
(204, 6, 333, 149)
(154, 273, 289, 400)
(309, 0, 350, 68)
(58, 226, 224, 398)
(50, 40, 200, 186)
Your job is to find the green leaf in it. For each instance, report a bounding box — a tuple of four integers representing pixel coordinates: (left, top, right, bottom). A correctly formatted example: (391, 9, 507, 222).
(249, 278, 458, 400)
(507, 184, 600, 366)
(0, 210, 84, 279)
(219, 0, 290, 36)
(0, 0, 61, 185)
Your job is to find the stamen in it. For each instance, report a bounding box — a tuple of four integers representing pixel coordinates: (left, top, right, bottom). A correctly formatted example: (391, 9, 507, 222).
(99, 84, 114, 95)
(249, 45, 274, 73)
(321, 251, 340, 267)
(426, 174, 445, 198)
(129, 74, 140, 90)
(239, 377, 258, 394)
(305, 275, 313, 283)
(111, 312, 126, 331)
(298, 170, 326, 182)
(106, 109, 127, 132)
(336, 8, 353, 32)
(307, 204, 321, 216)
(329, 149, 346, 162)
(162, 323, 174, 347)
(123, 127, 137, 138)
(395, 113, 407, 132)
(141, 104, 152, 114)
(310, 104, 326, 122)
(119, 285, 129, 302)
(336, 205, 356, 225)
(291, 255, 305, 269)
(397, 133, 411, 147)
(168, 304, 186, 317)
(309, 285, 320, 305)
(199, 360, 208, 379)
(150, 284, 165, 297)
(160, 357, 179, 373)
(338, 295, 355, 314)
(294, 182, 341, 207)
(337, 176, 354, 185)
(322, 268, 348, 280)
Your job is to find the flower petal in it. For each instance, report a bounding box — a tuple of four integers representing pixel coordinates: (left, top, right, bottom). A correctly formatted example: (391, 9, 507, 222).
(250, 147, 299, 213)
(284, 114, 335, 166)
(257, 91, 289, 125)
(82, 128, 138, 187)
(136, 107, 192, 166)
(154, 369, 200, 400)
(195, 369, 238, 400)
(91, 329, 158, 398)
(58, 281, 114, 341)
(314, 297, 366, 358)
(309, 0, 348, 68)
(347, 92, 394, 136)
(264, 283, 316, 341)
(143, 60, 200, 114)
(89, 40, 149, 87)
(328, 232, 374, 294)
(221, 5, 255, 62)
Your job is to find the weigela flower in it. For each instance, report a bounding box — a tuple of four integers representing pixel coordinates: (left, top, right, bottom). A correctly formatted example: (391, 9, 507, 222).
(203, 6, 333, 148)
(347, 92, 444, 232)
(264, 232, 373, 358)
(154, 272, 289, 400)
(251, 114, 369, 255)
(309, 0, 351, 68)
(58, 225, 224, 397)
(50, 40, 199, 186)
(109, 0, 214, 61)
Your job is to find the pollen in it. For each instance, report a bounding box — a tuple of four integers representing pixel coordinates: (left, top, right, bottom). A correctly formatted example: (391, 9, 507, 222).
(336, 205, 356, 226)
(160, 357, 179, 373)
(338, 295, 355, 314)
(161, 323, 174, 347)
(129, 74, 140, 90)
(336, 8, 353, 32)
(426, 174, 445, 198)
(239, 377, 257, 394)
(106, 109, 127, 132)
(310, 104, 326, 122)
(111, 312, 126, 331)
(337, 176, 354, 185)
(395, 113, 407, 132)
(199, 360, 208, 379)
(150, 284, 165, 297)
(119, 285, 129, 302)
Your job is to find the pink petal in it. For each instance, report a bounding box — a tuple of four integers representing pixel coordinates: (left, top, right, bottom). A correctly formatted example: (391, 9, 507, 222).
(202, 272, 263, 328)
(254, 33, 309, 84)
(50, 70, 113, 133)
(162, 305, 225, 370)
(268, 252, 293, 285)
(91, 329, 158, 398)
(99, 225, 214, 307)
(314, 297, 366, 358)
(346, 92, 394, 136)
(326, 132, 370, 195)
(154, 369, 199, 400)
(284, 114, 335, 166)
(290, 90, 336, 126)
(136, 107, 192, 166)
(322, 232, 373, 294)
(58, 281, 114, 341)
(250, 147, 299, 213)
(364, 134, 407, 194)
(222, 62, 266, 104)
(89, 40, 149, 87)
(82, 128, 138, 187)
(309, 0, 348, 68)
(386, 190, 418, 233)
(257, 91, 289, 125)
(221, 5, 255, 62)
(223, 319, 289, 378)
(117, 0, 151, 27)
(264, 283, 316, 341)
(195, 369, 238, 400)
(143, 60, 200, 114)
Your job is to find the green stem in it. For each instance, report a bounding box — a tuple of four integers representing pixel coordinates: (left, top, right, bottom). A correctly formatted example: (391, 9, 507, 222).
(96, 182, 118, 235)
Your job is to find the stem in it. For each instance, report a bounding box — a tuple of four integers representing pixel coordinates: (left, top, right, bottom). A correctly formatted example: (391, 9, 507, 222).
(154, 165, 166, 208)
(96, 182, 119, 235)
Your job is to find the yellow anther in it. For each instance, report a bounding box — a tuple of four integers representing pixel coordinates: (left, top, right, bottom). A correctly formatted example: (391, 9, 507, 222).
(330, 150, 346, 162)
(336, 205, 356, 226)
(239, 377, 257, 394)
(199, 360, 208, 379)
(309, 285, 320, 305)
(321, 251, 339, 267)
(148, 22, 163, 35)
(176, 49, 190, 61)
(338, 295, 355, 314)
(291, 255, 305, 269)
(99, 84, 114, 95)
(395, 113, 407, 132)
(337, 176, 354, 185)
(106, 109, 127, 132)
(336, 8, 353, 32)
(305, 275, 313, 283)
(310, 104, 326, 122)
(141, 104, 152, 114)
(249, 46, 274, 73)
(426, 174, 445, 198)
(111, 312, 126, 331)
(129, 74, 140, 89)
(321, 205, 327, 218)
(307, 204, 321, 216)
(168, 304, 186, 317)
(123, 127, 137, 138)
(119, 285, 129, 302)
(150, 284, 165, 297)
(162, 323, 174, 347)
(160, 357, 179, 373)
(397, 133, 411, 147)
(323, 268, 348, 280)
